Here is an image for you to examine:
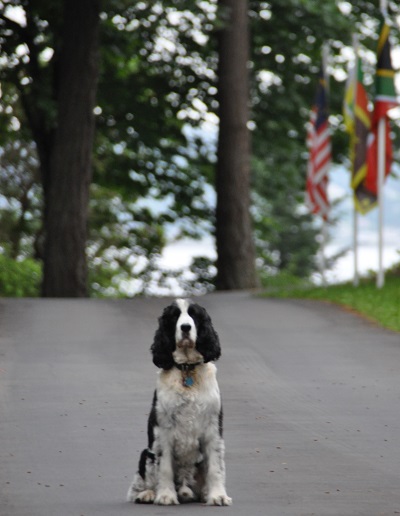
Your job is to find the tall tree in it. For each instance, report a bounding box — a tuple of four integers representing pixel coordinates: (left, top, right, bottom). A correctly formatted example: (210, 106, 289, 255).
(1, 1, 214, 296)
(215, 0, 258, 290)
(42, 0, 100, 296)
(1, 0, 100, 297)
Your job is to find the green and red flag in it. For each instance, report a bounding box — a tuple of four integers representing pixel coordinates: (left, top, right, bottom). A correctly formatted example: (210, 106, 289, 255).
(365, 20, 398, 196)
(343, 55, 376, 213)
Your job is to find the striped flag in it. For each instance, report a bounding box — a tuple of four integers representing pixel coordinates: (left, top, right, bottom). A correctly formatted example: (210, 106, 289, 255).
(306, 67, 331, 221)
(344, 55, 376, 213)
(365, 20, 398, 195)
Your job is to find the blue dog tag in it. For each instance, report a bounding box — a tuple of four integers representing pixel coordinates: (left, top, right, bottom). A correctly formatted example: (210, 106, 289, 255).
(184, 376, 194, 387)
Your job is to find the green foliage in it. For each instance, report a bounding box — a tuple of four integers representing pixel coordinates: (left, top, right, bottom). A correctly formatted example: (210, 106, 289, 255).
(1, 0, 216, 295)
(252, 155, 320, 278)
(87, 183, 166, 296)
(0, 139, 43, 259)
(94, 0, 216, 236)
(182, 256, 217, 295)
(263, 263, 400, 333)
(0, 255, 41, 297)
(1, 0, 400, 295)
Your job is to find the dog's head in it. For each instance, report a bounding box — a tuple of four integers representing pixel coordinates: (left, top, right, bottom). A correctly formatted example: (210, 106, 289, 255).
(150, 299, 221, 370)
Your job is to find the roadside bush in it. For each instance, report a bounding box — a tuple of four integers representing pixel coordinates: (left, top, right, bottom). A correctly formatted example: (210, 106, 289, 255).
(0, 255, 41, 297)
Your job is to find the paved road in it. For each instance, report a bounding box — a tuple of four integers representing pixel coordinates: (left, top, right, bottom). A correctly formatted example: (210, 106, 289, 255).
(1, 293, 400, 516)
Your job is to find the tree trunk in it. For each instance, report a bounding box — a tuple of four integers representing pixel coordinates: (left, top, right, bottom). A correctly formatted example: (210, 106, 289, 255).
(42, 0, 100, 297)
(215, 0, 258, 290)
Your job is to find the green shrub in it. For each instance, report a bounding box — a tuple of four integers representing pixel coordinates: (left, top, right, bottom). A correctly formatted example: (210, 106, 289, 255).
(0, 255, 41, 297)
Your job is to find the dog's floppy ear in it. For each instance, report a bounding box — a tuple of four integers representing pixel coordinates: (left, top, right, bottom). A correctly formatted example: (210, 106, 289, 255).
(150, 304, 179, 370)
(190, 304, 221, 363)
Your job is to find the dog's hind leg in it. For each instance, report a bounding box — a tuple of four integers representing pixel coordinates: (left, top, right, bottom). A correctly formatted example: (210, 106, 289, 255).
(127, 475, 155, 504)
(133, 488, 155, 504)
(178, 484, 196, 503)
(176, 460, 199, 503)
(127, 449, 157, 504)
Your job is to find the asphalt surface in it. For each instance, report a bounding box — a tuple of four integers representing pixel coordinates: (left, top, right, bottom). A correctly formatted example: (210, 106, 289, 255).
(1, 293, 400, 516)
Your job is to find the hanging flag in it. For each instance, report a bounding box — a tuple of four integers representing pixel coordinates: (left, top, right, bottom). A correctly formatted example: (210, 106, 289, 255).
(344, 56, 377, 213)
(306, 66, 331, 221)
(365, 19, 398, 195)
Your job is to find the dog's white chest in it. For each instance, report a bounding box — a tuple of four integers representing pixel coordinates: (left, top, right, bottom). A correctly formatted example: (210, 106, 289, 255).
(156, 364, 221, 452)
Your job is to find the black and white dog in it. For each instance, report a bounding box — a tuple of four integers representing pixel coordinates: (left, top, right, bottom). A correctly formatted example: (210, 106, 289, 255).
(127, 298, 232, 506)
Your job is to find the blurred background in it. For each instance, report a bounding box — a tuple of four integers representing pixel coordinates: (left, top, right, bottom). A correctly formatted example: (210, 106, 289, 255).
(0, 0, 399, 298)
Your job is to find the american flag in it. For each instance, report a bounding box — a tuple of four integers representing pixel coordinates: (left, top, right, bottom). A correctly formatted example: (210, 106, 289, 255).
(306, 67, 331, 221)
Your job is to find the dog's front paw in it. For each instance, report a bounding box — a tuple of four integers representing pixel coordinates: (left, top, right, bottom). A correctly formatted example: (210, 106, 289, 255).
(155, 488, 179, 505)
(206, 490, 233, 506)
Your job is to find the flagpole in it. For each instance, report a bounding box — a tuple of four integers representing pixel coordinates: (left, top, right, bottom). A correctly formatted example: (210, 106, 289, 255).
(377, 0, 388, 289)
(377, 117, 386, 288)
(321, 220, 327, 286)
(322, 43, 330, 94)
(306, 45, 331, 284)
(321, 42, 330, 287)
(352, 34, 359, 287)
(380, 0, 388, 17)
(353, 209, 359, 287)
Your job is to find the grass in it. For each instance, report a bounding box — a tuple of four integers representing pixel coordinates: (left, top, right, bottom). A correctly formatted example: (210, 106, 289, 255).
(262, 269, 400, 333)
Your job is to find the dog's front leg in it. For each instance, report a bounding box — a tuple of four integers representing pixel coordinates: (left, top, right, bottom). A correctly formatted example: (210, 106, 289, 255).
(154, 446, 179, 505)
(204, 437, 232, 506)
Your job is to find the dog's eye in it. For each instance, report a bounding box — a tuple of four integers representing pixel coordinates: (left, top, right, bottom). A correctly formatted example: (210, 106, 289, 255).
(163, 305, 180, 328)
(170, 308, 180, 322)
(188, 305, 200, 322)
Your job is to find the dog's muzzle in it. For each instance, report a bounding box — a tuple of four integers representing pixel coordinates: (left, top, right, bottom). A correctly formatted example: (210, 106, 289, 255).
(177, 337, 195, 350)
(177, 324, 195, 349)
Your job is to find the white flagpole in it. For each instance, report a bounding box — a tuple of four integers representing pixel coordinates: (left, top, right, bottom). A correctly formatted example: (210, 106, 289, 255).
(321, 43, 330, 287)
(321, 221, 327, 286)
(322, 43, 330, 94)
(353, 209, 359, 287)
(377, 117, 386, 288)
(352, 35, 359, 287)
(377, 0, 388, 289)
(380, 0, 388, 17)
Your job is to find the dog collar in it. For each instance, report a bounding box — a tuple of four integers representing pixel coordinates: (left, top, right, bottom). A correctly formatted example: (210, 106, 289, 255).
(174, 362, 202, 387)
(174, 362, 202, 372)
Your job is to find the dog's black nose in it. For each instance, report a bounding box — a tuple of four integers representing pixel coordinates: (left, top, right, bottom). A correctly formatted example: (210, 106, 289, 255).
(181, 324, 191, 333)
